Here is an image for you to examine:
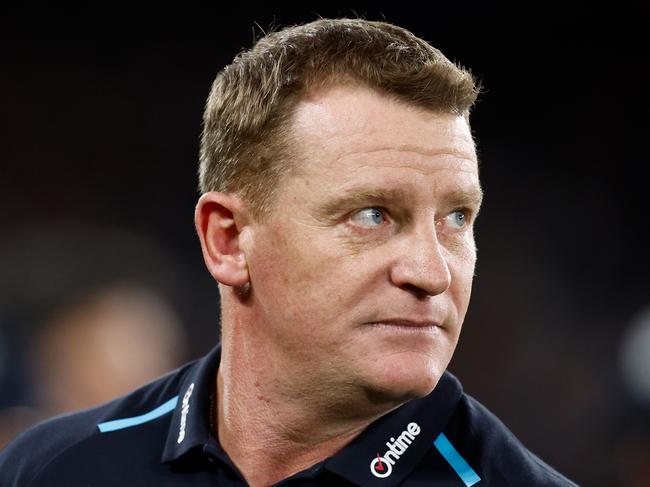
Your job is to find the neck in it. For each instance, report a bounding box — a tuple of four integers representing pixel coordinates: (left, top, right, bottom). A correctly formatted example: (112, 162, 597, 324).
(214, 301, 393, 487)
(215, 369, 370, 487)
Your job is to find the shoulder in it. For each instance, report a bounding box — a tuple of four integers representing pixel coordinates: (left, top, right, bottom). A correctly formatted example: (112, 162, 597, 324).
(0, 363, 190, 487)
(444, 392, 578, 486)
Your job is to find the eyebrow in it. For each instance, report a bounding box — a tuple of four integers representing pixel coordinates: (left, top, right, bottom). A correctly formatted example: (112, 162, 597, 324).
(315, 186, 483, 220)
(446, 188, 484, 210)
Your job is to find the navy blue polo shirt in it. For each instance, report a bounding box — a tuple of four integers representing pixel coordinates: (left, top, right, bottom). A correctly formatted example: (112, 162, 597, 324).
(0, 344, 576, 486)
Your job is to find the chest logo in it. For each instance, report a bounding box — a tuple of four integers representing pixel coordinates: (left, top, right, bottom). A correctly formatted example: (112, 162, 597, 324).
(369, 421, 421, 478)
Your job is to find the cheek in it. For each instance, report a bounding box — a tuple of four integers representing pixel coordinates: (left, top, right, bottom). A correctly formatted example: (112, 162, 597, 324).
(447, 241, 477, 308)
(248, 223, 353, 325)
(455, 249, 476, 288)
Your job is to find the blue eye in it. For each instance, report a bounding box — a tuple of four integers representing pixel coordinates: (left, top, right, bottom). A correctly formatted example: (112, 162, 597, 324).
(447, 210, 467, 229)
(351, 207, 385, 227)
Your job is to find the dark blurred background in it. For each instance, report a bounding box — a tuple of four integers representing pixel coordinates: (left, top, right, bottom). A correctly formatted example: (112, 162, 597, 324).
(1, 5, 648, 486)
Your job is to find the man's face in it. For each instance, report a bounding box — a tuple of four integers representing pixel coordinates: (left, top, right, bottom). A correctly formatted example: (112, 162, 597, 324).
(241, 85, 481, 404)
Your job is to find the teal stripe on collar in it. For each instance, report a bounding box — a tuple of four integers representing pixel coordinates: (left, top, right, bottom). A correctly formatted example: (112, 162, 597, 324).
(434, 432, 481, 486)
(98, 396, 179, 433)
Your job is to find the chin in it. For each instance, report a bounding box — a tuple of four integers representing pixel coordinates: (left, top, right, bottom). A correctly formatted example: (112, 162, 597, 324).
(363, 356, 445, 405)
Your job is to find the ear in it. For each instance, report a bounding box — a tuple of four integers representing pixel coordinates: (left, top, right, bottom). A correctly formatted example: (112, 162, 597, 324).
(194, 192, 250, 287)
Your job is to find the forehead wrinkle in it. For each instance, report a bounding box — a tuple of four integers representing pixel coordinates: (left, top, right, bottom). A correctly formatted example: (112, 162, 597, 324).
(322, 161, 479, 183)
(292, 119, 476, 180)
(329, 141, 476, 162)
(321, 143, 478, 177)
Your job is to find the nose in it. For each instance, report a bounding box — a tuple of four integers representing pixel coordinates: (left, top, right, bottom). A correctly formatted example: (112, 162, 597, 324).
(389, 226, 452, 298)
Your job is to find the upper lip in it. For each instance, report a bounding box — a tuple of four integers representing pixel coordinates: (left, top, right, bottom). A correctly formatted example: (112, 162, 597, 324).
(367, 319, 441, 328)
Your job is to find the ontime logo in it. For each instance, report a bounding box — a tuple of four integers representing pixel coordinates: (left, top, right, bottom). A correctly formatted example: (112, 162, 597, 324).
(369, 422, 421, 478)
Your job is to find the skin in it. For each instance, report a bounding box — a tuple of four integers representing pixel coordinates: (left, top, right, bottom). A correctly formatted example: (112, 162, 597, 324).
(195, 84, 482, 487)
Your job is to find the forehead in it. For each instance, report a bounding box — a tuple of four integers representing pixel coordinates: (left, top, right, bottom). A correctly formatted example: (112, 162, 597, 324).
(288, 85, 478, 186)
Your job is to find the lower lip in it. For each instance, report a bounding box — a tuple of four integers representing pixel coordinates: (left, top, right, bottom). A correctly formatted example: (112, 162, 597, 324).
(367, 322, 441, 334)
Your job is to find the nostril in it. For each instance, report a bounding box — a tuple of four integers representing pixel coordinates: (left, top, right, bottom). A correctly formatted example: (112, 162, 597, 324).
(401, 282, 435, 300)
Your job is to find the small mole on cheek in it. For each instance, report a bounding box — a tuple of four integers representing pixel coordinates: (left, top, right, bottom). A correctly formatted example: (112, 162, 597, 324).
(253, 380, 272, 404)
(256, 393, 272, 405)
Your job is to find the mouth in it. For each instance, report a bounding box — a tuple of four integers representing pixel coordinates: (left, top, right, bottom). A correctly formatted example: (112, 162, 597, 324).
(366, 319, 442, 331)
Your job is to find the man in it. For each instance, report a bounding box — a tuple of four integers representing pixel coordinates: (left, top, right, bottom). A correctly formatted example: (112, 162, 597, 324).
(0, 18, 577, 486)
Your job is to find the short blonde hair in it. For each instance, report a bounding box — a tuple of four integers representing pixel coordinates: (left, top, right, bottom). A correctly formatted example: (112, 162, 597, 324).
(199, 18, 479, 217)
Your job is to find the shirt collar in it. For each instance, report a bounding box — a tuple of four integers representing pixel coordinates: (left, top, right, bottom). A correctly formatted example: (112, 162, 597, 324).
(161, 344, 221, 463)
(323, 370, 463, 486)
(161, 343, 463, 487)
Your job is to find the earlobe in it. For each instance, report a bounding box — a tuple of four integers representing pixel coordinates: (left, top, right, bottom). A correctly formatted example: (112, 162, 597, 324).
(194, 192, 250, 287)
